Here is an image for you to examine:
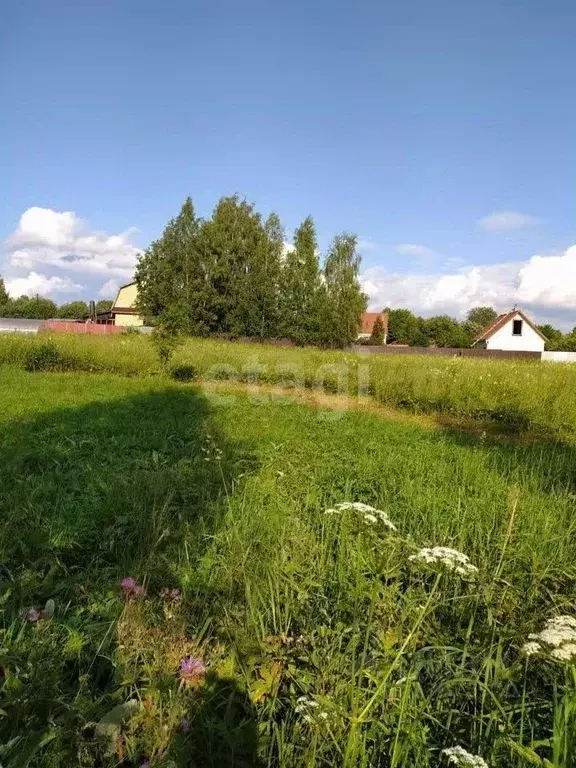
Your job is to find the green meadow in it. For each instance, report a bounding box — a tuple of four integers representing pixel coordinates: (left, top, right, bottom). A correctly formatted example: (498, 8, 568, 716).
(1, 335, 576, 767)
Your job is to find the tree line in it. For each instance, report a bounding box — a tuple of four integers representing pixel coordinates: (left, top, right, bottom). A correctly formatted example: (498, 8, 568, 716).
(384, 306, 496, 348)
(386, 306, 576, 351)
(135, 196, 367, 347)
(0, 282, 112, 320)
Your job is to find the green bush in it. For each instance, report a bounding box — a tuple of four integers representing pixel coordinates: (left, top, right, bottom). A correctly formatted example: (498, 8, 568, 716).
(24, 342, 74, 372)
(170, 363, 197, 382)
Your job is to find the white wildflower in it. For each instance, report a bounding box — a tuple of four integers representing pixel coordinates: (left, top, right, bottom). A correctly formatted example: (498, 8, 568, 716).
(324, 502, 397, 531)
(442, 745, 489, 768)
(294, 695, 329, 724)
(337, 502, 376, 513)
(408, 546, 478, 578)
(551, 644, 576, 662)
(522, 641, 541, 657)
(295, 696, 319, 713)
(547, 615, 576, 630)
(525, 615, 576, 664)
(533, 627, 576, 648)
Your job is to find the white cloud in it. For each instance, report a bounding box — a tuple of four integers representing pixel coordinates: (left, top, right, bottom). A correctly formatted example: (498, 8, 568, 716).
(99, 278, 121, 299)
(395, 243, 438, 261)
(361, 243, 576, 329)
(517, 245, 576, 306)
(4, 207, 141, 279)
(5, 271, 83, 298)
(478, 211, 539, 232)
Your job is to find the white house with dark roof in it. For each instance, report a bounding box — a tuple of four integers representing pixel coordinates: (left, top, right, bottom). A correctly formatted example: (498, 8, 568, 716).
(471, 309, 546, 353)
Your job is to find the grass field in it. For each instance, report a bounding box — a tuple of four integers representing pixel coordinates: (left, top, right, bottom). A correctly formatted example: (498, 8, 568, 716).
(1, 336, 576, 767)
(1, 332, 576, 433)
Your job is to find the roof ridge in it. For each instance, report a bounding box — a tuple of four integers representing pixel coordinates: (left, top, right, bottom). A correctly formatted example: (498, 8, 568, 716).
(473, 311, 512, 342)
(473, 309, 548, 343)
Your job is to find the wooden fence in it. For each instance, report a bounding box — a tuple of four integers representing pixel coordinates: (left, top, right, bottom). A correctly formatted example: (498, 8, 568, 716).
(40, 321, 124, 334)
(350, 345, 542, 360)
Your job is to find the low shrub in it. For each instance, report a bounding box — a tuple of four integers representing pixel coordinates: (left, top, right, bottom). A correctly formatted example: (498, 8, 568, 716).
(24, 342, 76, 373)
(170, 364, 197, 382)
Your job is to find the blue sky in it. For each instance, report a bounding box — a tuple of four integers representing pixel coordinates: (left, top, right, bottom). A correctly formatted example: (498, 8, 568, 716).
(1, 0, 575, 324)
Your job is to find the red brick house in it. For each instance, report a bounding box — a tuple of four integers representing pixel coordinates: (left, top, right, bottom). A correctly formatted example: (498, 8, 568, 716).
(358, 311, 389, 343)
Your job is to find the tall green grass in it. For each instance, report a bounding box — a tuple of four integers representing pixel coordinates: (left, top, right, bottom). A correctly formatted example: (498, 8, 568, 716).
(1, 368, 576, 766)
(1, 332, 575, 433)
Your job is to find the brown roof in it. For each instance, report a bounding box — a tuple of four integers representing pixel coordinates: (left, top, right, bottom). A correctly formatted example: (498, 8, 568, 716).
(473, 310, 547, 344)
(360, 311, 389, 335)
(111, 307, 141, 315)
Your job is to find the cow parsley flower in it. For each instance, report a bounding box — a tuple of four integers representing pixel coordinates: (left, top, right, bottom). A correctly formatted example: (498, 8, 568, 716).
(521, 641, 541, 657)
(294, 695, 329, 724)
(527, 616, 576, 663)
(324, 502, 397, 531)
(408, 547, 478, 578)
(551, 644, 576, 662)
(442, 745, 489, 767)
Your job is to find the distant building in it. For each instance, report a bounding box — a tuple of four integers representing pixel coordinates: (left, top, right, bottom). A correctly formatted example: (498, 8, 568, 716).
(471, 309, 546, 353)
(357, 311, 388, 343)
(98, 281, 143, 326)
(0, 318, 43, 334)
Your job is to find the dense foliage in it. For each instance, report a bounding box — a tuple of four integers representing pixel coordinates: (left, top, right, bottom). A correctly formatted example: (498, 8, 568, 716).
(135, 196, 367, 347)
(386, 304, 576, 350)
(0, 279, 115, 320)
(369, 315, 386, 345)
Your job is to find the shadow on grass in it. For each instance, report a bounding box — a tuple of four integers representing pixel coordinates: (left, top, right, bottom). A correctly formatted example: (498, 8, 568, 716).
(0, 386, 261, 767)
(0, 387, 255, 589)
(436, 420, 576, 497)
(168, 676, 263, 768)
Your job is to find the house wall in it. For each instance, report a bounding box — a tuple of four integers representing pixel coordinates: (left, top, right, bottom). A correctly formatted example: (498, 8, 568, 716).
(113, 312, 143, 327)
(114, 283, 138, 309)
(485, 315, 545, 352)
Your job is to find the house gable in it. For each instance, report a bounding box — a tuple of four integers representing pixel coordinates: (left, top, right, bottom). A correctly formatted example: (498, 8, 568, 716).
(110, 281, 143, 327)
(472, 310, 546, 352)
(112, 282, 139, 310)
